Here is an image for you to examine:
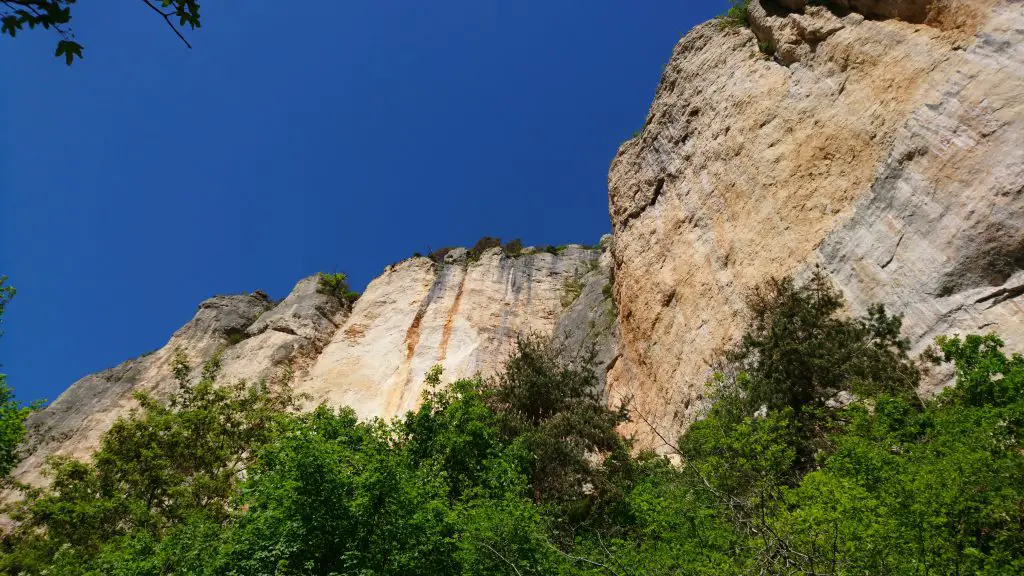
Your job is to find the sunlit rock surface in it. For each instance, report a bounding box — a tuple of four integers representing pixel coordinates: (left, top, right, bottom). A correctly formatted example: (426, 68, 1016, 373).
(607, 0, 1023, 450)
(15, 247, 599, 487)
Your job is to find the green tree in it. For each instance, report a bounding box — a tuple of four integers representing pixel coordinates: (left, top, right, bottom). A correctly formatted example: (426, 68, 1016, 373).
(220, 406, 460, 575)
(767, 336, 1024, 574)
(5, 273, 1023, 575)
(0, 374, 37, 478)
(0, 275, 14, 334)
(490, 336, 629, 507)
(1, 1, 201, 65)
(0, 349, 297, 573)
(722, 271, 920, 467)
(0, 276, 40, 479)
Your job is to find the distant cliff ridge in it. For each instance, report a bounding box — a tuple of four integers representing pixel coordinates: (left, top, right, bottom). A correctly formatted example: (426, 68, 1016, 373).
(16, 245, 607, 487)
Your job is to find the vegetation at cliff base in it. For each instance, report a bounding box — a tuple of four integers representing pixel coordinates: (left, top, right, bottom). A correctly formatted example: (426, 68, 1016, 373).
(2, 273, 1023, 575)
(0, 278, 41, 479)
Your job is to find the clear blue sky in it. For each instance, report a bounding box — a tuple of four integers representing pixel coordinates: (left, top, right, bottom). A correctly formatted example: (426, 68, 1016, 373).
(0, 1, 726, 403)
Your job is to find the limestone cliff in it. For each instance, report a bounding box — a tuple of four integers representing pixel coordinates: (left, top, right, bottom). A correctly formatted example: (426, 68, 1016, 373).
(15, 0, 1024, 482)
(608, 0, 1024, 449)
(15, 246, 600, 486)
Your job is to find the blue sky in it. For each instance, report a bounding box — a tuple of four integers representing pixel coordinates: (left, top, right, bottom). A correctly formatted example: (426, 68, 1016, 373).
(0, 1, 727, 403)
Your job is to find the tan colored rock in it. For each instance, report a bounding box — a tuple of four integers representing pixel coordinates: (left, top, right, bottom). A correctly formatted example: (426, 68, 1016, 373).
(14, 248, 598, 487)
(608, 0, 1023, 449)
(302, 247, 599, 418)
(14, 292, 281, 487)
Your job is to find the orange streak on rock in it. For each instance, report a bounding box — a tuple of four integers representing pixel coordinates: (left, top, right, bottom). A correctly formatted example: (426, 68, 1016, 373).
(438, 267, 467, 362)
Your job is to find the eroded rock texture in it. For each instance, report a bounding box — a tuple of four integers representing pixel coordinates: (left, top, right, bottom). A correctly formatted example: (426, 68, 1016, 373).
(15, 248, 599, 487)
(301, 246, 599, 418)
(608, 0, 1024, 450)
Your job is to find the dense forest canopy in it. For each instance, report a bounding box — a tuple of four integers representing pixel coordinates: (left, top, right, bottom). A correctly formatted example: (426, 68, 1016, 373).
(1, 272, 1021, 575)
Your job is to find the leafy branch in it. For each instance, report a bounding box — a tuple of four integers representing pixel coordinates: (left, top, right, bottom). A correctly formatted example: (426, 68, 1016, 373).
(1, 0, 201, 65)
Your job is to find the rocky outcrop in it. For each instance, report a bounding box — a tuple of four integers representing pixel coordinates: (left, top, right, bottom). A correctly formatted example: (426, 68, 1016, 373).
(608, 0, 1024, 450)
(15, 0, 1022, 483)
(300, 246, 599, 418)
(15, 247, 601, 486)
(15, 292, 285, 486)
(551, 235, 621, 398)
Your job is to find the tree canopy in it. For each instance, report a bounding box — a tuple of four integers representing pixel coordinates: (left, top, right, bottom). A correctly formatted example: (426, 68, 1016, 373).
(2, 275, 1022, 575)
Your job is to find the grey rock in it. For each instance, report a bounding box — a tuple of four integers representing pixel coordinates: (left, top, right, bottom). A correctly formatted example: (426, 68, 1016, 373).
(443, 247, 468, 263)
(247, 276, 343, 342)
(552, 259, 619, 400)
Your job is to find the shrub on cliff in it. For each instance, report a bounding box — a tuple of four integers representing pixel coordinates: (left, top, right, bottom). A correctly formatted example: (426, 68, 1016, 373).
(317, 271, 360, 306)
(560, 274, 585, 308)
(721, 0, 750, 28)
(467, 236, 503, 261)
(725, 272, 919, 449)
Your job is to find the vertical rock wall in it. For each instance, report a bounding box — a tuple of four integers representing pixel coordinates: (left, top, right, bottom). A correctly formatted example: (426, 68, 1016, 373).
(15, 247, 599, 487)
(607, 0, 1024, 449)
(302, 246, 599, 417)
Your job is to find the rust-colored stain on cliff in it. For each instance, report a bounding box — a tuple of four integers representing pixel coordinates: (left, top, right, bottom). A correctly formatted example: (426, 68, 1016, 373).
(404, 308, 426, 362)
(387, 304, 430, 417)
(438, 268, 467, 362)
(343, 323, 367, 341)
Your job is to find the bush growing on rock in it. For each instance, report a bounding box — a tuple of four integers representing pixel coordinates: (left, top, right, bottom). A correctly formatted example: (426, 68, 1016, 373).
(3, 275, 1022, 575)
(317, 271, 360, 306)
(721, 0, 750, 28)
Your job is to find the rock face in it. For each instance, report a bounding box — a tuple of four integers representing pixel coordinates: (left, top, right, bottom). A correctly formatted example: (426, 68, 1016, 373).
(15, 0, 1024, 483)
(299, 246, 599, 418)
(15, 247, 601, 486)
(551, 235, 621, 398)
(608, 0, 1024, 449)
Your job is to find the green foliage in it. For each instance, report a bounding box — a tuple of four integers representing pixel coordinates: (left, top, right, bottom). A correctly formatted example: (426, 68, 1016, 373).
(720, 0, 750, 28)
(428, 238, 526, 264)
(490, 336, 629, 507)
(540, 244, 572, 256)
(1, 1, 201, 64)
(317, 271, 360, 307)
(427, 245, 458, 263)
(224, 328, 249, 346)
(467, 236, 503, 261)
(0, 275, 14, 338)
(1, 349, 297, 573)
(467, 237, 527, 262)
(503, 238, 524, 257)
(0, 375, 39, 478)
(727, 273, 919, 442)
(601, 278, 617, 319)
(4, 273, 1023, 575)
(662, 276, 1024, 574)
(220, 405, 459, 575)
(936, 333, 1024, 407)
(0, 278, 41, 480)
(559, 273, 585, 308)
